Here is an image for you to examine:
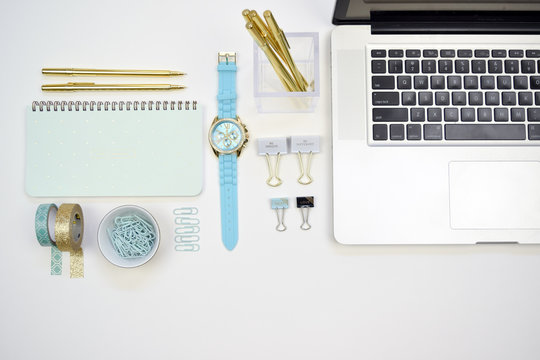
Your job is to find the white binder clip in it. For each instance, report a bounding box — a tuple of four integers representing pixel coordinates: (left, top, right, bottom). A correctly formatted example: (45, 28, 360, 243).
(258, 137, 288, 187)
(291, 136, 320, 185)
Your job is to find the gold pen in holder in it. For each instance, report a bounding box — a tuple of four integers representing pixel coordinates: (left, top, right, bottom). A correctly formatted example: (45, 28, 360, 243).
(41, 82, 185, 91)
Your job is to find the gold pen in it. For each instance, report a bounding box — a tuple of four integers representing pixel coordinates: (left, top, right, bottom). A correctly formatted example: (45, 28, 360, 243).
(248, 10, 283, 60)
(246, 23, 300, 92)
(41, 82, 185, 91)
(264, 10, 308, 91)
(42, 68, 185, 76)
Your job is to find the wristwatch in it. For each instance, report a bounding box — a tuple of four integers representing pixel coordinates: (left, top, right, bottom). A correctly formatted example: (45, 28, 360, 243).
(209, 52, 248, 251)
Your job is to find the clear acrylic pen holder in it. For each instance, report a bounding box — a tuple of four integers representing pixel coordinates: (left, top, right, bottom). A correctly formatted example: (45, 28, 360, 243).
(253, 32, 319, 113)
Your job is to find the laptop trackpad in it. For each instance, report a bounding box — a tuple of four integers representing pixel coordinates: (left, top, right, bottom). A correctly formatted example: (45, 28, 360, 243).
(449, 161, 540, 229)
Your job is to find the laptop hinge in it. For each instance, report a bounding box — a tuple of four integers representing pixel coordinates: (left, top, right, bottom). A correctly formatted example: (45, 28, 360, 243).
(371, 11, 540, 34)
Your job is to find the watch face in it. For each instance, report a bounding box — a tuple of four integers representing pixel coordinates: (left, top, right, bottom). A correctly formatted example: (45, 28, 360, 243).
(210, 118, 245, 153)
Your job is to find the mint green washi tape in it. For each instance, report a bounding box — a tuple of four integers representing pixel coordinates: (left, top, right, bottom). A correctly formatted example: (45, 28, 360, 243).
(35, 204, 62, 275)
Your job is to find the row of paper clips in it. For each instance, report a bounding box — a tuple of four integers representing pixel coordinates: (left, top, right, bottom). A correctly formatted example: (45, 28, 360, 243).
(271, 197, 314, 232)
(173, 207, 200, 252)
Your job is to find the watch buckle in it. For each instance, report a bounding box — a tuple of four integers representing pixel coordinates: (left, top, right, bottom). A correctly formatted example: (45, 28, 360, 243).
(218, 52, 237, 65)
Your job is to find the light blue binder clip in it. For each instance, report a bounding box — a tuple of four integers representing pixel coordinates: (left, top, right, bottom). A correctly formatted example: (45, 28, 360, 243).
(271, 198, 289, 232)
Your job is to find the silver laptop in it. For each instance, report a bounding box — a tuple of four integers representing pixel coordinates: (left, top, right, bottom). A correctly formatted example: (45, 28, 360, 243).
(331, 0, 540, 244)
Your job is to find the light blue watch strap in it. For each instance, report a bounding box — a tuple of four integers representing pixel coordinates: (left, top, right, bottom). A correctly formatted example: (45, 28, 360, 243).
(217, 53, 239, 250)
(219, 154, 238, 250)
(217, 59, 237, 119)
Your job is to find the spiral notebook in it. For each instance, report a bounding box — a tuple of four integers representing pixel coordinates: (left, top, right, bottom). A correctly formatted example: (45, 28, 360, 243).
(26, 100, 203, 197)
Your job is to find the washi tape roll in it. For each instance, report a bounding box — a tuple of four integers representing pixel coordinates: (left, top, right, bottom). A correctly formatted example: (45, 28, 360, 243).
(55, 204, 84, 278)
(35, 204, 62, 275)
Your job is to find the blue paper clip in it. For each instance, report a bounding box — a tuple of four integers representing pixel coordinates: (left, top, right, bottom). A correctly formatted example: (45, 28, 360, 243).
(271, 198, 288, 232)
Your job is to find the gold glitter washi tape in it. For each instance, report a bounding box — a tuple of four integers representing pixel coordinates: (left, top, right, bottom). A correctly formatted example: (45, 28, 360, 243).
(55, 204, 84, 278)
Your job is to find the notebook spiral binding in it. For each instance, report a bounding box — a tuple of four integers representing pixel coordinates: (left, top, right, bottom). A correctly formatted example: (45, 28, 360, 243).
(31, 100, 197, 112)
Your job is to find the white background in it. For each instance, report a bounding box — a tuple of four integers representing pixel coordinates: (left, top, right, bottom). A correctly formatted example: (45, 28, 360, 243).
(1, 0, 540, 359)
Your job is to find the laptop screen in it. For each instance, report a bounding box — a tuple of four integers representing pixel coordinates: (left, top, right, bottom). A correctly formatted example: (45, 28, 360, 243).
(333, 0, 540, 24)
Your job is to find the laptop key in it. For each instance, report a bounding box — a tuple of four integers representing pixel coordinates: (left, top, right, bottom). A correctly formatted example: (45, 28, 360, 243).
(373, 108, 408, 122)
(444, 108, 459, 122)
(461, 108, 476, 122)
(447, 76, 462, 89)
(422, 60, 436, 73)
(390, 124, 405, 140)
(529, 124, 540, 140)
(424, 124, 442, 140)
(440, 49, 455, 58)
(492, 49, 507, 58)
(505, 60, 519, 73)
(531, 76, 540, 89)
(405, 60, 420, 73)
(418, 92, 433, 105)
(471, 60, 486, 74)
(372, 60, 386, 74)
(494, 108, 509, 122)
(536, 92, 540, 105)
(521, 60, 536, 73)
(373, 124, 388, 140)
(406, 49, 421, 58)
(509, 50, 524, 58)
(372, 76, 394, 89)
(458, 49, 473, 58)
(481, 76, 495, 89)
(388, 60, 403, 73)
(389, 49, 404, 58)
(423, 49, 438, 58)
(431, 76, 445, 90)
(402, 92, 416, 105)
(502, 92, 517, 106)
(475, 49, 490, 58)
(438, 60, 453, 73)
(485, 92, 499, 106)
(511, 108, 526, 122)
(529, 108, 540, 121)
(478, 108, 492, 122)
(455, 60, 469, 73)
(445, 124, 526, 140)
(435, 91, 450, 106)
(497, 76, 512, 90)
(414, 76, 428, 89)
(526, 50, 540, 58)
(371, 50, 386, 58)
(452, 92, 466, 105)
(397, 76, 412, 89)
(469, 92, 483, 106)
(372, 92, 399, 106)
(488, 60, 503, 73)
(519, 92, 533, 106)
(407, 124, 422, 140)
(464, 76, 478, 89)
(511, 76, 526, 91)
(428, 108, 442, 122)
(410, 108, 425, 122)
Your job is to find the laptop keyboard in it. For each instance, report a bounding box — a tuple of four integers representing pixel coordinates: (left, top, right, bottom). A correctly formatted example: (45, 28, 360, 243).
(368, 47, 540, 144)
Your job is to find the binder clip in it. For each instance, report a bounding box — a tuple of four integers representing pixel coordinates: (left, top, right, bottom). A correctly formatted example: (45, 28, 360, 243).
(258, 137, 288, 187)
(291, 136, 320, 185)
(271, 198, 288, 232)
(296, 196, 314, 230)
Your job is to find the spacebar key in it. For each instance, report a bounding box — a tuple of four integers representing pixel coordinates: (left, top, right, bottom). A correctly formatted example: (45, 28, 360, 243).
(373, 108, 408, 122)
(445, 124, 526, 140)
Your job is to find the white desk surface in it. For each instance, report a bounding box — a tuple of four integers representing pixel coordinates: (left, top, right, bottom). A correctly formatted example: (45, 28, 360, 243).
(2, 1, 540, 359)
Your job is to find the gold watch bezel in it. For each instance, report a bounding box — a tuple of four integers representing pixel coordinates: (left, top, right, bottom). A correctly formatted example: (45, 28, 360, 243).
(208, 116, 249, 157)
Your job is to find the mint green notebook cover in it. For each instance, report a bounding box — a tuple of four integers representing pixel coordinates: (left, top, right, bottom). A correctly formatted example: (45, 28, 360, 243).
(26, 105, 203, 197)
